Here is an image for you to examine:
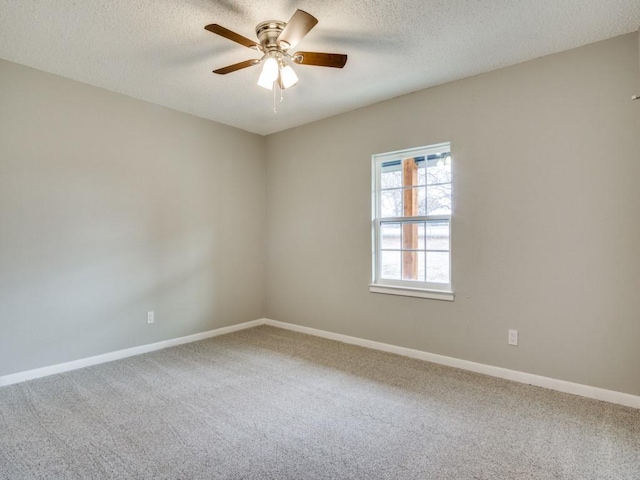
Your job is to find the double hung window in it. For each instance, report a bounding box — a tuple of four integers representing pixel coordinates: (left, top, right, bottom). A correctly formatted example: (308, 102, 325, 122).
(371, 143, 453, 300)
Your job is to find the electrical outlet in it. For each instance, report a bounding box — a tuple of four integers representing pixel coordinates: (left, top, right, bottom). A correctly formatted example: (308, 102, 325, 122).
(147, 311, 155, 324)
(508, 329, 518, 346)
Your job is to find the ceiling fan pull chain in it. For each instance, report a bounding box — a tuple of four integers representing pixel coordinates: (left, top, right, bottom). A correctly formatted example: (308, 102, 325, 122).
(273, 82, 277, 113)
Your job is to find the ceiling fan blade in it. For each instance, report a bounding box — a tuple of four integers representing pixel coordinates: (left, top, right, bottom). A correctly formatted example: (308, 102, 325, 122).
(293, 52, 348, 68)
(277, 10, 318, 49)
(205, 24, 260, 49)
(213, 59, 260, 75)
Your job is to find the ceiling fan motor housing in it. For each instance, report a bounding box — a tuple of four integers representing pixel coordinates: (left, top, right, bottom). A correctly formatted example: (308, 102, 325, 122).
(255, 21, 287, 51)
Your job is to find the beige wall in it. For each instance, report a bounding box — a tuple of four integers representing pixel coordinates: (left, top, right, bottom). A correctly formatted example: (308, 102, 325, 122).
(0, 59, 266, 376)
(265, 33, 640, 396)
(2, 33, 639, 397)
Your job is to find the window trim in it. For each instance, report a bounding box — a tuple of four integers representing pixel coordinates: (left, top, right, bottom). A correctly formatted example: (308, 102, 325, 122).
(370, 143, 453, 300)
(369, 284, 454, 301)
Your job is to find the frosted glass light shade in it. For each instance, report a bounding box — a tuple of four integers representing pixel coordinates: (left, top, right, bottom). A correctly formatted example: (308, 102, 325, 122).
(257, 70, 274, 90)
(257, 57, 278, 90)
(280, 65, 298, 89)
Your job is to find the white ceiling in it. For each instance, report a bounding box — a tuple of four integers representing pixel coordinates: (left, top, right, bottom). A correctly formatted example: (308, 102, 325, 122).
(1, 1, 639, 135)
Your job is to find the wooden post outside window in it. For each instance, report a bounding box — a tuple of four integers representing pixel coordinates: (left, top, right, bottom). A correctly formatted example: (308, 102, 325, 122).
(402, 158, 419, 280)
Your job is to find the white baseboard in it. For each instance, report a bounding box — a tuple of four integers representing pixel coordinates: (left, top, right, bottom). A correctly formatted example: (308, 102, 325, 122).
(3, 317, 638, 410)
(0, 319, 264, 388)
(264, 319, 640, 410)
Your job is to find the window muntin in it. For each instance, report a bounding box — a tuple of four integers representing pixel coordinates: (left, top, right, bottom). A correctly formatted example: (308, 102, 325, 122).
(372, 143, 452, 293)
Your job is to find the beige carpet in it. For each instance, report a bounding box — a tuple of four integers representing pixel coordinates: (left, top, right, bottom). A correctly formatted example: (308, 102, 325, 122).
(0, 325, 638, 479)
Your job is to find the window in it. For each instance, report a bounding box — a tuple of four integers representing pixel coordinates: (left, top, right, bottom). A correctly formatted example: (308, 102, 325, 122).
(371, 143, 453, 301)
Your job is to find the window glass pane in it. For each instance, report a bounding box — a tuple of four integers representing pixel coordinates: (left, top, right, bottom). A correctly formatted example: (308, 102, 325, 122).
(402, 251, 425, 282)
(426, 183, 451, 215)
(381, 251, 401, 280)
(402, 222, 425, 250)
(426, 221, 449, 251)
(381, 223, 401, 249)
(426, 159, 451, 185)
(381, 169, 402, 189)
(426, 252, 450, 284)
(417, 187, 426, 216)
(417, 251, 426, 282)
(417, 162, 426, 186)
(381, 189, 402, 217)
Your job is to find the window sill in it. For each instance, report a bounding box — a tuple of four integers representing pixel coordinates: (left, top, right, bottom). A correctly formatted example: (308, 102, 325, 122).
(369, 284, 454, 301)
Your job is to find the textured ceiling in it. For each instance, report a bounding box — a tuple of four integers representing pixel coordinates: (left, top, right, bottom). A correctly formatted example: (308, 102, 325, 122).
(0, 1, 639, 135)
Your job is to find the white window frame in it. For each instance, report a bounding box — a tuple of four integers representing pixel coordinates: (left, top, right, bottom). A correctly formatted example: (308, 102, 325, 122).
(370, 143, 454, 301)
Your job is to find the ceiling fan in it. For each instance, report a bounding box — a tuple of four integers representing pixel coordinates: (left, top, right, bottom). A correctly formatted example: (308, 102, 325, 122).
(205, 9, 347, 91)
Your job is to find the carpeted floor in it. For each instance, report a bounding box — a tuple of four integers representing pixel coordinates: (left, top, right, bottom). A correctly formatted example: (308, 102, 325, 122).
(0, 326, 638, 479)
